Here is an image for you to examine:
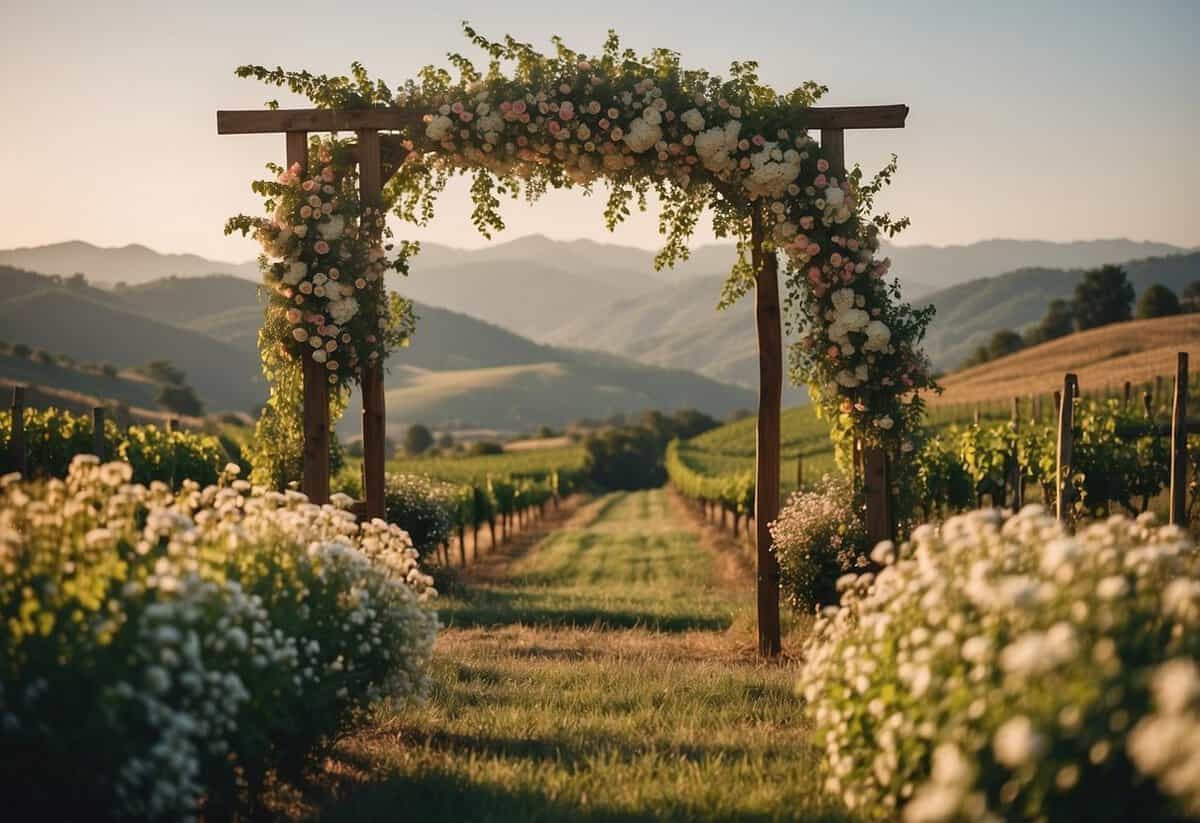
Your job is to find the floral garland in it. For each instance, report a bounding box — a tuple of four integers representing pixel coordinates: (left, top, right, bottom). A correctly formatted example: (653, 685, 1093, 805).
(235, 26, 936, 466)
(226, 138, 414, 489)
(227, 138, 412, 389)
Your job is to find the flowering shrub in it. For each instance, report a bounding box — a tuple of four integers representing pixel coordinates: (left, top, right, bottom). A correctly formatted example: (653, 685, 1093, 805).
(798, 506, 1200, 822)
(235, 23, 936, 460)
(769, 476, 869, 613)
(0, 458, 437, 820)
(384, 472, 458, 556)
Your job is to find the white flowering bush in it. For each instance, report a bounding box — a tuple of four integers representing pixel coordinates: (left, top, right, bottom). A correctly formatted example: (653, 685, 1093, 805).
(769, 475, 869, 613)
(799, 506, 1200, 822)
(0, 457, 437, 821)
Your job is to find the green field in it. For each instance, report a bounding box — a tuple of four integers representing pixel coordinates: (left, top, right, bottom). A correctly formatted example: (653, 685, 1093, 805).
(677, 405, 840, 496)
(300, 489, 843, 822)
(387, 444, 589, 484)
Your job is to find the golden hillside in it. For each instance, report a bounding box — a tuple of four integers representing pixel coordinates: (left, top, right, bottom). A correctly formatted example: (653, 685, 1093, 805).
(932, 313, 1200, 406)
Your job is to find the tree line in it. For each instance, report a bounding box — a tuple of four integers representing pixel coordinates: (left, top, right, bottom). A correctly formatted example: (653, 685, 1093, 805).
(961, 265, 1200, 370)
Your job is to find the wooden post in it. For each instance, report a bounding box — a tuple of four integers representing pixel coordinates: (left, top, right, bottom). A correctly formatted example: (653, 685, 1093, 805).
(286, 132, 330, 504)
(751, 206, 782, 658)
(358, 128, 387, 521)
(1155, 376, 1164, 411)
(1010, 396, 1023, 510)
(92, 407, 105, 461)
(1170, 352, 1188, 527)
(1123, 381, 1132, 408)
(1056, 373, 1078, 524)
(8, 385, 26, 477)
(796, 453, 803, 489)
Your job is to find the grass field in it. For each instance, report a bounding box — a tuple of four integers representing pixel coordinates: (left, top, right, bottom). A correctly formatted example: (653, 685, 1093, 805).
(387, 444, 588, 484)
(679, 406, 840, 494)
(295, 489, 846, 822)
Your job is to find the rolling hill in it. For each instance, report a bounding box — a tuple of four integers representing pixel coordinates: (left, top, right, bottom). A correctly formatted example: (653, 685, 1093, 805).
(0, 287, 266, 411)
(879, 238, 1191, 293)
(932, 313, 1200, 407)
(921, 252, 1200, 369)
(0, 265, 755, 429)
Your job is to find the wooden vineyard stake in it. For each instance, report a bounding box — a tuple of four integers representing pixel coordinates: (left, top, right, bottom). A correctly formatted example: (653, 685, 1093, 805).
(1144, 390, 1154, 419)
(1056, 373, 1078, 524)
(751, 208, 783, 658)
(93, 407, 105, 460)
(1170, 352, 1188, 526)
(796, 453, 803, 489)
(8, 385, 26, 476)
(1124, 381, 1132, 408)
(1010, 396, 1023, 509)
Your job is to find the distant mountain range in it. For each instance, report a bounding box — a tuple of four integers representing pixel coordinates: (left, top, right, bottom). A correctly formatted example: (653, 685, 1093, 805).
(0, 264, 754, 431)
(2, 235, 1196, 401)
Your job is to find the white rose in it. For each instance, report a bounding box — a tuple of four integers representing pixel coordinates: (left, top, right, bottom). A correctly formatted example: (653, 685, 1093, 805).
(317, 215, 345, 240)
(831, 288, 856, 315)
(623, 116, 662, 153)
(681, 108, 705, 132)
(282, 261, 307, 286)
(862, 320, 892, 352)
(425, 114, 454, 142)
(826, 186, 846, 208)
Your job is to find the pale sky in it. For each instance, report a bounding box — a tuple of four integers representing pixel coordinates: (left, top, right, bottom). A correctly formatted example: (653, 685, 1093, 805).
(2, 1, 1197, 262)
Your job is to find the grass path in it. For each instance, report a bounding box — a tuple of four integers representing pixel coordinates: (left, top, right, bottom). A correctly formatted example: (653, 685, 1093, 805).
(302, 490, 846, 822)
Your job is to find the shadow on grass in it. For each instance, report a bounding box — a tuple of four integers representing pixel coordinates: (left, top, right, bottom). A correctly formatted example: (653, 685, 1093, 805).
(309, 753, 854, 823)
(438, 587, 733, 632)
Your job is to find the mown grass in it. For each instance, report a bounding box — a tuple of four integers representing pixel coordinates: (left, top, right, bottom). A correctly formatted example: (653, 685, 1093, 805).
(298, 489, 850, 822)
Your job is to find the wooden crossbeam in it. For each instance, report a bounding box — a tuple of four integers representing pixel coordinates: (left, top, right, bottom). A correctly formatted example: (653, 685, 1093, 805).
(217, 104, 908, 135)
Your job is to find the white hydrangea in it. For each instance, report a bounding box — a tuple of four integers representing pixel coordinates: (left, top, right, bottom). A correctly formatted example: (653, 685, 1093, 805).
(693, 120, 741, 172)
(623, 115, 663, 153)
(425, 114, 454, 141)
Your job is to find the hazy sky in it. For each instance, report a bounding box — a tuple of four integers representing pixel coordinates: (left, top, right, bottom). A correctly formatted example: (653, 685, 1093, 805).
(3, 1, 1197, 262)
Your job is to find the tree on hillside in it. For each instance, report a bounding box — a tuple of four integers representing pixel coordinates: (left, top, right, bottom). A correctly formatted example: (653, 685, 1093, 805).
(1181, 281, 1200, 313)
(404, 424, 434, 456)
(437, 432, 456, 450)
(961, 344, 993, 370)
(11, 343, 31, 359)
(987, 330, 1025, 361)
(1136, 284, 1182, 320)
(142, 360, 187, 386)
(156, 382, 205, 417)
(1072, 265, 1134, 331)
(1024, 299, 1076, 346)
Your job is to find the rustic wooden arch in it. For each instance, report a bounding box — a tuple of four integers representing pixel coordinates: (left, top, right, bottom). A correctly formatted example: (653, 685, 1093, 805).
(217, 103, 907, 655)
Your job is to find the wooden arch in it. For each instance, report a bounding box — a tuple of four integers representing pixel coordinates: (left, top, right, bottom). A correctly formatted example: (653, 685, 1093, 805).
(218, 103, 908, 655)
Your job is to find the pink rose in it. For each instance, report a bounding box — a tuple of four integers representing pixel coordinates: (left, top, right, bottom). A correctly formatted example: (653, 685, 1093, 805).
(827, 345, 840, 359)
(806, 266, 822, 284)
(285, 308, 301, 323)
(807, 243, 820, 257)
(799, 216, 815, 230)
(314, 240, 330, 255)
(817, 158, 830, 173)
(814, 174, 827, 188)
(459, 111, 473, 122)
(751, 135, 765, 146)
(451, 101, 464, 114)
